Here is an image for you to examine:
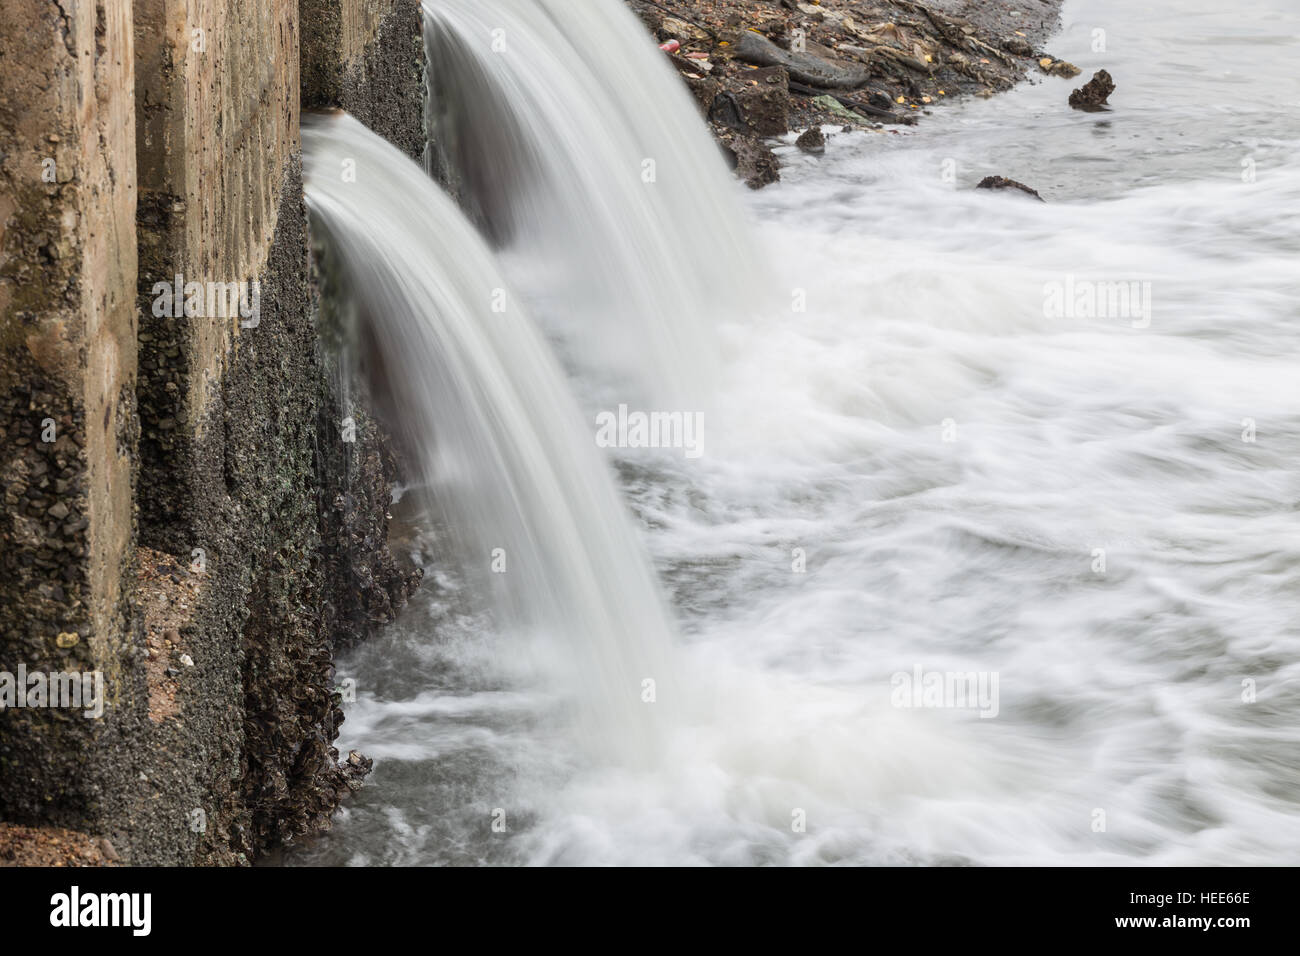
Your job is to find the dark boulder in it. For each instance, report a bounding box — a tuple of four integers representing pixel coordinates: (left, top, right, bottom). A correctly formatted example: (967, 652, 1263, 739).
(1069, 70, 1115, 111)
(717, 129, 781, 189)
(728, 29, 870, 90)
(795, 127, 826, 155)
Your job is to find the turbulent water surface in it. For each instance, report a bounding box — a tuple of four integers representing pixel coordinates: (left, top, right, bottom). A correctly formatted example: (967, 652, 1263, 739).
(287, 0, 1300, 865)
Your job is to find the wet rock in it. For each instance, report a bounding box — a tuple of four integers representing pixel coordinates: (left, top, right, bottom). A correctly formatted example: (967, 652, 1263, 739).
(976, 175, 1045, 201)
(339, 750, 374, 794)
(809, 93, 863, 123)
(717, 129, 781, 189)
(346, 750, 371, 771)
(795, 126, 826, 155)
(728, 29, 870, 90)
(1069, 69, 1115, 111)
(707, 66, 790, 137)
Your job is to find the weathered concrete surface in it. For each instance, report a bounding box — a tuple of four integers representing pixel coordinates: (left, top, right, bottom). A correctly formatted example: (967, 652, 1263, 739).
(302, 0, 388, 106)
(0, 0, 140, 825)
(1, 0, 422, 865)
(303, 0, 426, 160)
(124, 0, 421, 862)
(134, 0, 301, 547)
(34, 165, 415, 866)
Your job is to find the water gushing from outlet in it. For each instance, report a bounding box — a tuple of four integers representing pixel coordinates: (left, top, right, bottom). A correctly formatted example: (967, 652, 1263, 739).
(422, 0, 763, 409)
(303, 113, 678, 763)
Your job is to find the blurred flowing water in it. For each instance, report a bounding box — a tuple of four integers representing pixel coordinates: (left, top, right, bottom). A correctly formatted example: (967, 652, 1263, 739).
(303, 114, 676, 767)
(287, 0, 1300, 865)
(422, 0, 761, 411)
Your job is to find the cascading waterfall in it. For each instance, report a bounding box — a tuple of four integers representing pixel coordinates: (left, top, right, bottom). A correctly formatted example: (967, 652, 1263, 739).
(421, 0, 763, 410)
(302, 113, 677, 762)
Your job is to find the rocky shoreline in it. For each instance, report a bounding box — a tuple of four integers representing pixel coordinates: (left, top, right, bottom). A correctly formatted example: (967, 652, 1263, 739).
(630, 0, 1072, 186)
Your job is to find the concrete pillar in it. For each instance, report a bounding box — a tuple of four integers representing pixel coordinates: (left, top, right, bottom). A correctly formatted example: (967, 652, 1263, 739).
(133, 0, 300, 547)
(0, 0, 138, 820)
(0, 0, 421, 865)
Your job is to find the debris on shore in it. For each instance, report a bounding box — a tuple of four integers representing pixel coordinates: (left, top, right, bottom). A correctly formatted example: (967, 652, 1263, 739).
(630, 0, 1072, 186)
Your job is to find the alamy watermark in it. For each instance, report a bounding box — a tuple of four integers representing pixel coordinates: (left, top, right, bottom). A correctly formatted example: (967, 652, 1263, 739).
(151, 274, 261, 328)
(891, 665, 999, 718)
(50, 886, 150, 936)
(1043, 274, 1152, 328)
(595, 404, 704, 459)
(0, 665, 104, 718)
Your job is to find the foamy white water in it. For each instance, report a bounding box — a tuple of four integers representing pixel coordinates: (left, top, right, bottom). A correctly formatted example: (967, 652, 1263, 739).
(289, 0, 1300, 866)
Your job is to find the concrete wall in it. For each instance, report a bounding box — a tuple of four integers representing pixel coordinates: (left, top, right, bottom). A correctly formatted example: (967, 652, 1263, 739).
(303, 0, 426, 160)
(0, 0, 425, 864)
(302, 0, 389, 102)
(134, 0, 300, 545)
(0, 0, 139, 827)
